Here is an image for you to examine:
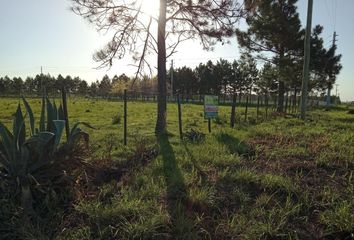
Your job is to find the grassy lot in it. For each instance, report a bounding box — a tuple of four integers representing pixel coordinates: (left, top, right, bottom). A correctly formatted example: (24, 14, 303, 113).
(0, 97, 353, 239)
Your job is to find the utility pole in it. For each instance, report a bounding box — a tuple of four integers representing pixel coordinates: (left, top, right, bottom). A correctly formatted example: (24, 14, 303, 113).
(170, 60, 174, 97)
(300, 0, 313, 120)
(326, 32, 337, 107)
(40, 66, 43, 94)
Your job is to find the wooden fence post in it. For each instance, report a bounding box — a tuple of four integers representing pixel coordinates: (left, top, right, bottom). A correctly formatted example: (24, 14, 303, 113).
(124, 89, 127, 146)
(244, 93, 249, 121)
(177, 94, 183, 140)
(257, 95, 260, 120)
(230, 93, 237, 128)
(61, 87, 70, 141)
(265, 94, 269, 119)
(208, 118, 211, 133)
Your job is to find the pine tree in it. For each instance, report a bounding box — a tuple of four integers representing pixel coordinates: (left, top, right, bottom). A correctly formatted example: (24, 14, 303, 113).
(236, 0, 303, 112)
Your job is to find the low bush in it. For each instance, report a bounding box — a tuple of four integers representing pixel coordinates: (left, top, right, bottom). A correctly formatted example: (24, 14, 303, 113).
(112, 113, 121, 124)
(0, 96, 92, 216)
(183, 129, 206, 143)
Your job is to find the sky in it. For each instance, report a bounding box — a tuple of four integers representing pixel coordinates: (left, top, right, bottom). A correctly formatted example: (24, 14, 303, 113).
(0, 0, 352, 101)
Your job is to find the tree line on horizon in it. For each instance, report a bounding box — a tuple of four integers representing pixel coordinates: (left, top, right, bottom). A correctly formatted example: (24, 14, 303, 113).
(0, 49, 341, 104)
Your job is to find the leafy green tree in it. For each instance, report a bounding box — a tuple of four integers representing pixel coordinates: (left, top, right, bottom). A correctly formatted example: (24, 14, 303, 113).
(78, 80, 88, 95)
(239, 53, 258, 95)
(11, 77, 24, 95)
(237, 0, 303, 112)
(309, 26, 342, 96)
(214, 59, 233, 98)
(0, 77, 6, 95)
(1, 76, 12, 94)
(258, 63, 278, 95)
(229, 60, 243, 95)
(24, 77, 35, 95)
(99, 75, 112, 96)
(172, 66, 197, 95)
(195, 61, 218, 95)
(89, 81, 99, 96)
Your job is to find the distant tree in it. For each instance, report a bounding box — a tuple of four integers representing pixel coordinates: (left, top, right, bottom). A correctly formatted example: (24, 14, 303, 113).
(78, 80, 88, 95)
(214, 59, 233, 97)
(140, 75, 153, 94)
(89, 81, 99, 96)
(229, 60, 243, 95)
(64, 75, 74, 93)
(258, 63, 278, 96)
(196, 61, 218, 95)
(71, 77, 82, 93)
(99, 75, 112, 96)
(239, 53, 258, 95)
(111, 75, 119, 86)
(12, 77, 24, 95)
(24, 77, 35, 95)
(1, 76, 12, 94)
(111, 80, 128, 95)
(172, 66, 197, 95)
(118, 74, 130, 83)
(55, 74, 65, 92)
(309, 26, 342, 95)
(0, 77, 6, 95)
(71, 0, 245, 133)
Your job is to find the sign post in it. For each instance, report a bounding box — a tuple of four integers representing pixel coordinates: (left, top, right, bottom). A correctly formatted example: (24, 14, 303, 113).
(204, 95, 219, 133)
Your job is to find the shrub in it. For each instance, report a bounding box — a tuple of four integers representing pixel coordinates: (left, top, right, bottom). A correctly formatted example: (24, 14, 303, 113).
(112, 113, 121, 125)
(0, 96, 92, 214)
(183, 129, 205, 143)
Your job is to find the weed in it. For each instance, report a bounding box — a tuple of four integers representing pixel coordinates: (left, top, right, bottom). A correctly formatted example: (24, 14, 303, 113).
(112, 113, 121, 125)
(183, 129, 205, 143)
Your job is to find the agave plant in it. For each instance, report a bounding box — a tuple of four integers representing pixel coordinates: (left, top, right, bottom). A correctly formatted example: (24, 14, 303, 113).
(0, 96, 91, 214)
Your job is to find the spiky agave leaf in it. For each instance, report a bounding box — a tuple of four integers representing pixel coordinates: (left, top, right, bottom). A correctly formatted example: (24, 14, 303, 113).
(39, 94, 46, 132)
(0, 150, 10, 173)
(0, 122, 14, 162)
(22, 97, 35, 136)
(70, 122, 95, 135)
(64, 122, 94, 150)
(58, 104, 65, 121)
(26, 132, 56, 173)
(53, 120, 65, 149)
(53, 100, 58, 120)
(46, 97, 55, 132)
(13, 104, 26, 151)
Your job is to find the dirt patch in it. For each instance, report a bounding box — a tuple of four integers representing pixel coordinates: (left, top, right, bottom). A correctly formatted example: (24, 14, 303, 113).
(248, 134, 330, 161)
(73, 146, 159, 202)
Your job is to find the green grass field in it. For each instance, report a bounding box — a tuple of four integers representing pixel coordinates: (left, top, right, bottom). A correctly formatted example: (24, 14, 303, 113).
(1, 97, 353, 239)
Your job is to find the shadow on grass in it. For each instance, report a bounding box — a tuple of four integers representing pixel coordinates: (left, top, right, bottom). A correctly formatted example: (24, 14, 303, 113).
(216, 133, 255, 158)
(158, 134, 197, 239)
(336, 117, 354, 124)
(183, 144, 207, 181)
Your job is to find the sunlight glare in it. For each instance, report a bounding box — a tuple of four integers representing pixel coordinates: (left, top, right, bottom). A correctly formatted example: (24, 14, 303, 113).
(140, 0, 160, 17)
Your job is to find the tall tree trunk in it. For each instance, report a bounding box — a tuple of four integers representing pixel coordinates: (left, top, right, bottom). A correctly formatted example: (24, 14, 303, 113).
(285, 91, 289, 113)
(230, 92, 237, 128)
(155, 0, 167, 134)
(293, 87, 297, 113)
(277, 50, 285, 112)
(277, 80, 285, 112)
